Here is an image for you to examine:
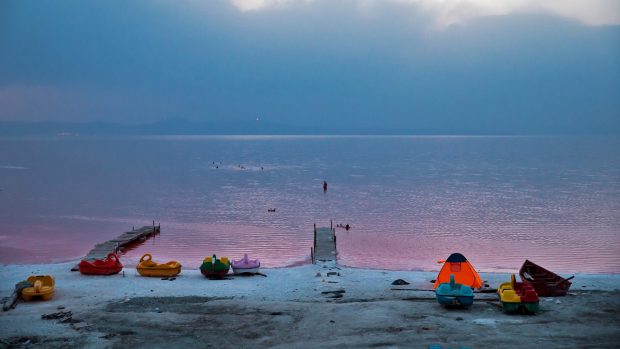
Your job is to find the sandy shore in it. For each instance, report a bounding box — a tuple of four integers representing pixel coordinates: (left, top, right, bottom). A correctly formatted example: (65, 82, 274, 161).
(1, 262, 619, 348)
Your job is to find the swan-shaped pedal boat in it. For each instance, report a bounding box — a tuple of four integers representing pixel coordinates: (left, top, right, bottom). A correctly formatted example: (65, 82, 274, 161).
(78, 252, 123, 275)
(232, 253, 260, 275)
(200, 254, 230, 277)
(136, 253, 181, 277)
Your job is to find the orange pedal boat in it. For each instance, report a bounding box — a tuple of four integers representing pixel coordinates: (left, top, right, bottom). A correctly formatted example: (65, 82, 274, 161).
(136, 253, 181, 277)
(21, 275, 55, 301)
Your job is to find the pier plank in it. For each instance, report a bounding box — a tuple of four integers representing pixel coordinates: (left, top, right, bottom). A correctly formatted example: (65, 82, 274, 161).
(314, 227, 337, 262)
(70, 225, 160, 271)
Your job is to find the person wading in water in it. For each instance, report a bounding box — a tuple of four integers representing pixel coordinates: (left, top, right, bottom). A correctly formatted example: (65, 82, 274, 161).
(323, 181, 328, 192)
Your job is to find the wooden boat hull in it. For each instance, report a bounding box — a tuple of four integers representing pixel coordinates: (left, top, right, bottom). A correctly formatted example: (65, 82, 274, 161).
(519, 259, 573, 297)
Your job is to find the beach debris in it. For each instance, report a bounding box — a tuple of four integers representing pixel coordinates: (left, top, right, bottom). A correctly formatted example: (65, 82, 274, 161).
(42, 310, 73, 321)
(473, 318, 497, 327)
(268, 208, 276, 212)
(322, 289, 345, 298)
(392, 279, 410, 286)
(57, 305, 65, 310)
(327, 272, 339, 277)
(3, 280, 33, 311)
(430, 279, 436, 283)
(321, 290, 345, 295)
(71, 322, 91, 331)
(315, 272, 322, 277)
(475, 287, 498, 293)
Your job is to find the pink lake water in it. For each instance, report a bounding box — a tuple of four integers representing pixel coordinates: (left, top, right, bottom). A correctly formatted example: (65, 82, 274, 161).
(1, 135, 619, 273)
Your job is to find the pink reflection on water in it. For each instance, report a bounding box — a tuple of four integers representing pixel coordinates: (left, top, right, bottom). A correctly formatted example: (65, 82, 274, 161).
(121, 222, 311, 269)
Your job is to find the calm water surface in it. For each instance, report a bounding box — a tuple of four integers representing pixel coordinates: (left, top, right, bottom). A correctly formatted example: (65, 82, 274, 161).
(1, 136, 618, 273)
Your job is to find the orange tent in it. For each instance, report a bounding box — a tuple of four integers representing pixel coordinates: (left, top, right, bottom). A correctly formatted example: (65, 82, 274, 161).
(434, 253, 483, 289)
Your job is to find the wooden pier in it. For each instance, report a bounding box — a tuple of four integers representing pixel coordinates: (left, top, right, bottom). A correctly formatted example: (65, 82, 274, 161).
(311, 222, 337, 263)
(71, 223, 160, 271)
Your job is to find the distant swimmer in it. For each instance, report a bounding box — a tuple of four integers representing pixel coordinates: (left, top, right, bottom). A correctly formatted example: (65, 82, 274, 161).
(323, 181, 328, 192)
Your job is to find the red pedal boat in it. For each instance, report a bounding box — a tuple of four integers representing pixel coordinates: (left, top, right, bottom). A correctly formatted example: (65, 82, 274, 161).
(79, 252, 123, 275)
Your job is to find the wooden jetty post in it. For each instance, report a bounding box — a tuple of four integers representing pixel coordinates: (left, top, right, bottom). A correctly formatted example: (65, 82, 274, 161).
(71, 224, 160, 271)
(312, 223, 337, 264)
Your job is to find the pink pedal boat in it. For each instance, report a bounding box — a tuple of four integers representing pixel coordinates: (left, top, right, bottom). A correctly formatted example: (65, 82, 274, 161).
(232, 254, 261, 275)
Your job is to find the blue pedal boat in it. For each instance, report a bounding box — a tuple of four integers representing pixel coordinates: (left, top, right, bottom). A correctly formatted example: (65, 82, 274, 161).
(435, 274, 474, 308)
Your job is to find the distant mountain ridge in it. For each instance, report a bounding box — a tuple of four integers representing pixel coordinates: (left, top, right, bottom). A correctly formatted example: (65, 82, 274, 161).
(0, 119, 617, 136)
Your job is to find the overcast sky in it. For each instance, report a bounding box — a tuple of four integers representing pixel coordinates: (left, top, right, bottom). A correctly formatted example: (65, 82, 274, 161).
(1, 0, 619, 133)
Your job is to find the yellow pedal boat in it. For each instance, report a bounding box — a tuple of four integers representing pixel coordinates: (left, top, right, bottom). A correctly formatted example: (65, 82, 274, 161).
(21, 275, 55, 301)
(136, 253, 181, 277)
